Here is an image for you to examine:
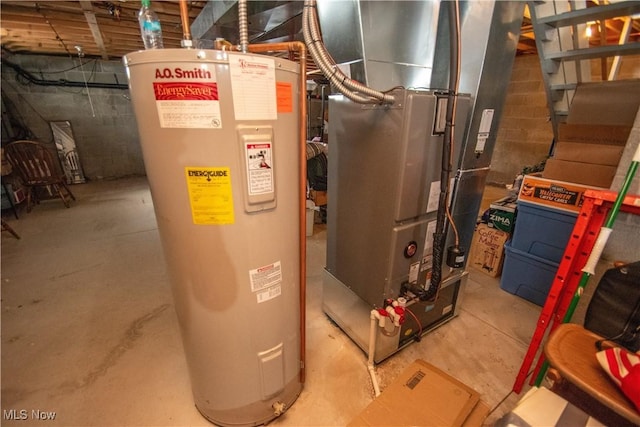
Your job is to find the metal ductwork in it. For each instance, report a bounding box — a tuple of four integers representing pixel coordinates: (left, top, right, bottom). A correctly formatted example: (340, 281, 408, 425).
(190, 1, 305, 46)
(319, 0, 526, 363)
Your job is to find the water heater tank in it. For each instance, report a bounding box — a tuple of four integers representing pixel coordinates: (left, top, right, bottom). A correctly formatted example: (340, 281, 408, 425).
(123, 49, 302, 426)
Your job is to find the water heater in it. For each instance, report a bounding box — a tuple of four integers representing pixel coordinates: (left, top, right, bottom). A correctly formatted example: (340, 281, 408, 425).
(124, 49, 302, 426)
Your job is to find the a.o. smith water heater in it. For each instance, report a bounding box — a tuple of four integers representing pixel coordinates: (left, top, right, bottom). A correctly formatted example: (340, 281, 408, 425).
(124, 48, 302, 426)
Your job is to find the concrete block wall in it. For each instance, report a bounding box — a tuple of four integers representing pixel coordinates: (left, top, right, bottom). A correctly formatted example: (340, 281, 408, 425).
(489, 54, 553, 186)
(1, 54, 144, 180)
(489, 53, 640, 262)
(1, 51, 638, 188)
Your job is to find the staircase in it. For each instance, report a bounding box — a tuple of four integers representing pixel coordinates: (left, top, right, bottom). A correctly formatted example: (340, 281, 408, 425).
(528, 0, 640, 140)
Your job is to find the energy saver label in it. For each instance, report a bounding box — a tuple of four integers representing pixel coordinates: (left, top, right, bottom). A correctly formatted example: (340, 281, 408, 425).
(153, 82, 222, 129)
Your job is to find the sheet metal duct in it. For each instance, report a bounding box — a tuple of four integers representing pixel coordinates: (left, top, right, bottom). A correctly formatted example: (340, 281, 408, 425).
(191, 1, 305, 46)
(317, 1, 440, 90)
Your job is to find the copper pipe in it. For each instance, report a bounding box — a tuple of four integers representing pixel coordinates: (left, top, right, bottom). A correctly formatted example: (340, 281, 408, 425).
(214, 39, 234, 51)
(178, 0, 192, 42)
(247, 41, 308, 384)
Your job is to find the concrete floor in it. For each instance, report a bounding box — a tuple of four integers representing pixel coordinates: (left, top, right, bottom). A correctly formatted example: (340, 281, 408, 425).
(1, 177, 542, 426)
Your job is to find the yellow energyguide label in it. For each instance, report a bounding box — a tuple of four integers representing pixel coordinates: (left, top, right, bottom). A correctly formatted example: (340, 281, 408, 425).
(185, 167, 235, 225)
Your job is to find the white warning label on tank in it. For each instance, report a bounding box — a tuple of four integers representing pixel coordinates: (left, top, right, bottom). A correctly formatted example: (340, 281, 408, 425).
(245, 142, 274, 195)
(249, 261, 282, 292)
(256, 285, 282, 304)
(229, 54, 277, 120)
(153, 82, 222, 128)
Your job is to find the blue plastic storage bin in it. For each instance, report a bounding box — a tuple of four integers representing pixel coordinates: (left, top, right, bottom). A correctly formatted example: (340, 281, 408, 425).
(500, 241, 559, 306)
(511, 201, 577, 263)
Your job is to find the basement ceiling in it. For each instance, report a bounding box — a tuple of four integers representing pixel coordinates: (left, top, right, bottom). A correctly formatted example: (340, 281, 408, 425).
(0, 1, 208, 59)
(0, 1, 638, 61)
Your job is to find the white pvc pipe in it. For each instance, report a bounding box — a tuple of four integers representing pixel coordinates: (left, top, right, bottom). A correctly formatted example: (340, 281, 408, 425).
(582, 227, 613, 275)
(368, 312, 381, 397)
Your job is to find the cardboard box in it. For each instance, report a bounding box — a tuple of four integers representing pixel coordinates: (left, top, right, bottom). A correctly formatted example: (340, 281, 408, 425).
(544, 81, 640, 188)
(518, 174, 603, 214)
(348, 359, 488, 427)
(469, 224, 510, 278)
(542, 159, 616, 188)
(558, 123, 631, 146)
(554, 123, 630, 166)
(552, 141, 625, 166)
(566, 80, 640, 127)
(462, 402, 490, 427)
(488, 196, 517, 233)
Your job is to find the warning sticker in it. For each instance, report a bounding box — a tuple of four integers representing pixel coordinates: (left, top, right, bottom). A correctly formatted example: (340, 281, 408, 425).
(423, 220, 436, 257)
(185, 167, 234, 225)
(427, 178, 455, 213)
(153, 82, 222, 128)
(257, 285, 282, 304)
(409, 261, 420, 284)
(245, 142, 274, 195)
(276, 82, 293, 113)
(249, 261, 282, 292)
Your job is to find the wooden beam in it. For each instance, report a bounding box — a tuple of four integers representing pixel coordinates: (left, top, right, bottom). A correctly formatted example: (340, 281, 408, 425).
(79, 1, 109, 60)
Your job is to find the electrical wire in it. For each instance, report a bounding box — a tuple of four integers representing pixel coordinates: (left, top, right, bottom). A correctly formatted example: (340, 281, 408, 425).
(20, 58, 98, 75)
(405, 307, 423, 339)
(36, 3, 73, 59)
(77, 50, 96, 118)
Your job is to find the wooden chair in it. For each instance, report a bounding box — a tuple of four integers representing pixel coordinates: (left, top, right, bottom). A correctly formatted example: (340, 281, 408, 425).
(544, 323, 640, 426)
(1, 219, 20, 239)
(4, 140, 76, 212)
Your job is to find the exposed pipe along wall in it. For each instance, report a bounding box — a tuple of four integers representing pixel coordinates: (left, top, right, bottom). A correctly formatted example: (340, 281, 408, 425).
(245, 40, 308, 385)
(1, 59, 129, 90)
(123, 0, 307, 425)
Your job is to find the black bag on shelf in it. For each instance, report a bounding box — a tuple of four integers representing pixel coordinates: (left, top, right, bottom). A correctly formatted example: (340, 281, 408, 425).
(584, 261, 640, 352)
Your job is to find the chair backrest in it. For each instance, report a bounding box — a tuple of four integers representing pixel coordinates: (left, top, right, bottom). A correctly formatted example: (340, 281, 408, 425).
(4, 140, 64, 185)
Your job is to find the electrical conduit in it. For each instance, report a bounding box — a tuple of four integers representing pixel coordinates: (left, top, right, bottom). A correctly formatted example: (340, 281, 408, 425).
(302, 0, 394, 105)
(238, 0, 249, 53)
